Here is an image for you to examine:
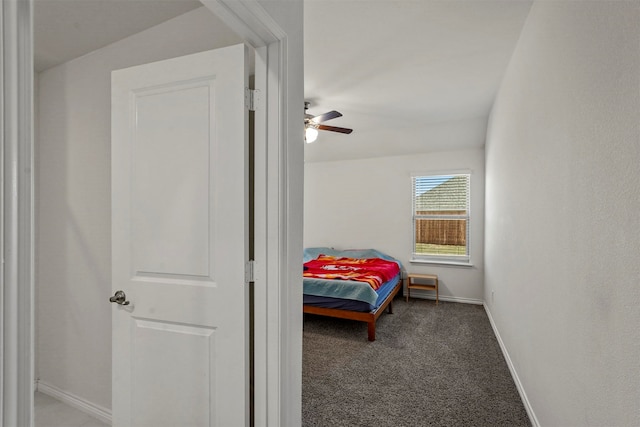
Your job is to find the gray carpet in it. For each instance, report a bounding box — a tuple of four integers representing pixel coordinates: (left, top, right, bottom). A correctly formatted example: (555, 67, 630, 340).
(302, 298, 531, 427)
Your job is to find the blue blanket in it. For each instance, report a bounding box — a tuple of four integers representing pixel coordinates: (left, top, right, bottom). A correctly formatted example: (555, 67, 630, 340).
(302, 248, 403, 305)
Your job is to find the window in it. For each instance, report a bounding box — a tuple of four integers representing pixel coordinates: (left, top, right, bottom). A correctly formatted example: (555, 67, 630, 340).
(411, 173, 470, 263)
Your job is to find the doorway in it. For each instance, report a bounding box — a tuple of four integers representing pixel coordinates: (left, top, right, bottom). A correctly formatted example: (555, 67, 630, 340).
(3, 0, 303, 425)
(34, 7, 243, 425)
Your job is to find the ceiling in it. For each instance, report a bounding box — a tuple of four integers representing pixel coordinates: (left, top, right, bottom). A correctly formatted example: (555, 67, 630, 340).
(34, 0, 533, 162)
(34, 0, 202, 72)
(304, 0, 532, 162)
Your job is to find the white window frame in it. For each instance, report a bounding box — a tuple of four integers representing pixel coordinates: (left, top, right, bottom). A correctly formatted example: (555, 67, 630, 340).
(411, 172, 471, 265)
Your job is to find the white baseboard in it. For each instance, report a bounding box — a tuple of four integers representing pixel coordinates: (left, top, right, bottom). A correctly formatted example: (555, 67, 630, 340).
(483, 304, 540, 427)
(36, 380, 112, 425)
(405, 289, 483, 305)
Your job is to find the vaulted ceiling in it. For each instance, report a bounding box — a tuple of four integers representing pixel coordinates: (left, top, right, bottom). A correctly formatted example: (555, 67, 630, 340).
(34, 0, 202, 72)
(303, 0, 532, 162)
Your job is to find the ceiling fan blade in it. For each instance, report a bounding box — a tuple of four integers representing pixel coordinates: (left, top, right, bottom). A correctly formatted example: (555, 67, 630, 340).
(317, 124, 353, 134)
(311, 110, 342, 123)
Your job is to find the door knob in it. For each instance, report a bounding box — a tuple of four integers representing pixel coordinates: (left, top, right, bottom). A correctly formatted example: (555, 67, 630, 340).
(109, 290, 130, 306)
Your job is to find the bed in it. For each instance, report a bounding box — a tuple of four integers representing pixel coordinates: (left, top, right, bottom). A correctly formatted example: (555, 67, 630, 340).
(303, 247, 403, 341)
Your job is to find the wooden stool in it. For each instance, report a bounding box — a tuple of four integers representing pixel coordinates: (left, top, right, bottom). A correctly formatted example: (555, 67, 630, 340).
(406, 273, 439, 304)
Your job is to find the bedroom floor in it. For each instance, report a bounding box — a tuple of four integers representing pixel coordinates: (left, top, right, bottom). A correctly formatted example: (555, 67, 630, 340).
(35, 392, 108, 427)
(302, 298, 531, 426)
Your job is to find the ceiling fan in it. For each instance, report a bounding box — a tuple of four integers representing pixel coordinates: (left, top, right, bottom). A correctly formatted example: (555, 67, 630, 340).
(304, 101, 353, 143)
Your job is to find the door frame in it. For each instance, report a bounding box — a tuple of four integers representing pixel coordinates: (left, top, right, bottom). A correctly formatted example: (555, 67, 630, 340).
(2, 0, 303, 426)
(1, 0, 35, 425)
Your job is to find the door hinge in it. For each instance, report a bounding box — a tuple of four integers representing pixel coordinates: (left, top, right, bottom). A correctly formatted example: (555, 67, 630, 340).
(245, 88, 260, 112)
(245, 259, 255, 283)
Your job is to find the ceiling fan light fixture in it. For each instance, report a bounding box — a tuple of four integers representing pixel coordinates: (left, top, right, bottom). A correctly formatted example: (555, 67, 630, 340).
(305, 126, 319, 143)
(303, 101, 352, 143)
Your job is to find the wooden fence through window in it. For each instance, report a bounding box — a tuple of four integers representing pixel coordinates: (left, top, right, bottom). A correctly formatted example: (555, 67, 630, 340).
(415, 211, 467, 246)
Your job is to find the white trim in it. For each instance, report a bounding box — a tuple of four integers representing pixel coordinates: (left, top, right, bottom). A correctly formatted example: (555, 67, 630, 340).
(37, 381, 112, 425)
(410, 168, 473, 178)
(200, 0, 285, 47)
(407, 290, 483, 305)
(199, 2, 299, 426)
(411, 172, 472, 265)
(2, 0, 35, 425)
(483, 304, 539, 427)
(252, 44, 268, 426)
(409, 259, 474, 268)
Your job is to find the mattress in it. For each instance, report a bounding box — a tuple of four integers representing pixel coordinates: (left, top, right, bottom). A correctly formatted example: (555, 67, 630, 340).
(303, 273, 401, 312)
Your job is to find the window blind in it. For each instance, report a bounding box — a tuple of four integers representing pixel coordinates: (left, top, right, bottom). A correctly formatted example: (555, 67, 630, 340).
(412, 174, 470, 261)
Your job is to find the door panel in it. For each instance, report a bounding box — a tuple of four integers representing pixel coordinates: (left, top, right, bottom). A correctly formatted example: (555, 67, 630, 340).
(132, 82, 212, 277)
(132, 320, 215, 427)
(111, 44, 249, 427)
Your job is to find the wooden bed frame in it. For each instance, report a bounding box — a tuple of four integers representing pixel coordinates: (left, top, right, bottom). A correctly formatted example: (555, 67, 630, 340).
(303, 278, 402, 341)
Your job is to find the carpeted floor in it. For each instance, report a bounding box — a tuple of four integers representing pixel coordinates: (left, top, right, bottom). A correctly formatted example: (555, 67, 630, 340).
(302, 298, 531, 427)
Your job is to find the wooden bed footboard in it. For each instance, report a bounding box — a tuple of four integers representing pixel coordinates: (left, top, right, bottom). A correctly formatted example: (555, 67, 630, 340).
(303, 280, 402, 341)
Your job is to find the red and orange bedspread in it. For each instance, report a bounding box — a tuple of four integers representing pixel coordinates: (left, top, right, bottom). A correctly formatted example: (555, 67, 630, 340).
(303, 255, 400, 291)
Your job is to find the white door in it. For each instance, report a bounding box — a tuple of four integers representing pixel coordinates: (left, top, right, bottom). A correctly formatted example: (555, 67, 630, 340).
(111, 44, 249, 427)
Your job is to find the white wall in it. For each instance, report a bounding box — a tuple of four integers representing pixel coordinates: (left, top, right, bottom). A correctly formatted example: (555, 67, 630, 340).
(485, 2, 640, 426)
(36, 7, 241, 410)
(305, 148, 485, 303)
(304, 116, 488, 163)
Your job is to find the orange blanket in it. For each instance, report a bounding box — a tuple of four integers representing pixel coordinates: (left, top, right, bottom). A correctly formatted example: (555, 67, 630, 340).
(303, 255, 400, 291)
